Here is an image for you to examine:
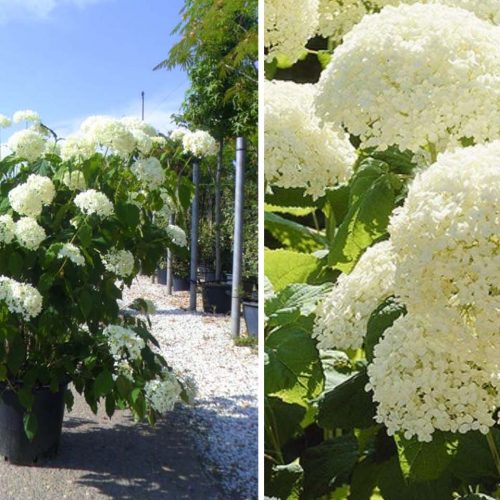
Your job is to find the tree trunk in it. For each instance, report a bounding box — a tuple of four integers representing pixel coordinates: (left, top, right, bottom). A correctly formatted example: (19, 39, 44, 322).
(215, 138, 223, 281)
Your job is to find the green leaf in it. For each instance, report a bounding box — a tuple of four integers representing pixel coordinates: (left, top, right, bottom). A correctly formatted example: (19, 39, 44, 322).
(64, 388, 75, 411)
(265, 325, 323, 406)
(115, 202, 140, 228)
(301, 434, 359, 498)
(317, 51, 332, 69)
(23, 412, 38, 442)
(6, 336, 25, 375)
(94, 370, 114, 398)
(264, 203, 316, 217)
(317, 370, 376, 430)
(78, 223, 93, 247)
(105, 393, 116, 418)
(365, 298, 406, 362)
(329, 164, 396, 273)
(265, 211, 326, 252)
(38, 272, 55, 293)
(265, 283, 332, 328)
(79, 289, 93, 318)
(320, 350, 352, 393)
(266, 462, 303, 500)
(0, 365, 7, 381)
(264, 248, 319, 292)
(265, 186, 319, 209)
(394, 432, 458, 482)
(17, 386, 34, 410)
(7, 252, 23, 277)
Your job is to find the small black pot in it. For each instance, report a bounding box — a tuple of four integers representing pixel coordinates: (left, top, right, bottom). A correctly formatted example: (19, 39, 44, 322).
(173, 276, 190, 292)
(157, 268, 167, 285)
(0, 384, 67, 465)
(202, 283, 232, 314)
(243, 301, 258, 337)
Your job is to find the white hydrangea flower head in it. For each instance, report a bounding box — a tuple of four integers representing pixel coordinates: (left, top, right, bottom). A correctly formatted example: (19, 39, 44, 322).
(152, 136, 167, 147)
(9, 175, 55, 218)
(0, 215, 16, 245)
(103, 324, 145, 361)
(0, 114, 11, 128)
(0, 276, 43, 320)
(74, 189, 114, 218)
(80, 115, 136, 157)
(144, 370, 182, 414)
(120, 117, 157, 138)
(14, 217, 46, 250)
(389, 141, 500, 339)
(165, 224, 187, 248)
(314, 241, 397, 350)
(314, 3, 500, 154)
(265, 0, 319, 63)
(317, 0, 500, 42)
(265, 79, 355, 198)
(61, 134, 96, 162)
(131, 157, 166, 190)
(154, 190, 175, 228)
(366, 313, 500, 442)
(170, 127, 189, 142)
(62, 170, 87, 191)
(182, 130, 217, 157)
(102, 248, 135, 277)
(12, 109, 40, 124)
(7, 129, 46, 162)
(58, 243, 85, 267)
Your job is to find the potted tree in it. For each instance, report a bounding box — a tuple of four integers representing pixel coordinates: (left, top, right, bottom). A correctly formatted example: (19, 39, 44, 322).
(0, 114, 193, 464)
(172, 257, 190, 291)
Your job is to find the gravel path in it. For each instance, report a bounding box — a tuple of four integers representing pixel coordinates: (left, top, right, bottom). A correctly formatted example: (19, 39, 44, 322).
(122, 277, 259, 499)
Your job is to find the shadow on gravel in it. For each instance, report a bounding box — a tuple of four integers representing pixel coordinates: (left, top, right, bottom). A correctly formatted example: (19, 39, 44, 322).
(44, 411, 225, 500)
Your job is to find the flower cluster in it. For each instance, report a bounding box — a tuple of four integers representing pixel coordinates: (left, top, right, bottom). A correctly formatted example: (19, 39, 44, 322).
(62, 170, 87, 191)
(366, 313, 499, 442)
(144, 370, 182, 414)
(14, 217, 46, 250)
(317, 0, 500, 42)
(7, 129, 46, 162)
(102, 248, 135, 277)
(12, 109, 40, 124)
(265, 0, 319, 63)
(74, 189, 114, 218)
(165, 224, 188, 248)
(0, 115, 11, 128)
(314, 3, 500, 154)
(58, 243, 85, 267)
(131, 157, 166, 190)
(154, 189, 175, 227)
(314, 241, 396, 350)
(170, 127, 189, 142)
(265, 79, 355, 198)
(60, 135, 96, 162)
(8, 174, 55, 217)
(0, 276, 43, 320)
(103, 324, 145, 361)
(182, 130, 217, 157)
(365, 142, 500, 441)
(389, 141, 500, 340)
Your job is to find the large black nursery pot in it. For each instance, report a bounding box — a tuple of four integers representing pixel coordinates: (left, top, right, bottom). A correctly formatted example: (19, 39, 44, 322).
(243, 301, 258, 337)
(173, 275, 190, 292)
(0, 384, 66, 465)
(202, 282, 232, 314)
(156, 268, 167, 285)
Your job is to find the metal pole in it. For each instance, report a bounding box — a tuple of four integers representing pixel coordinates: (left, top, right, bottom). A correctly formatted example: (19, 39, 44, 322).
(166, 214, 174, 295)
(215, 138, 223, 281)
(141, 91, 145, 121)
(189, 161, 200, 310)
(231, 137, 246, 337)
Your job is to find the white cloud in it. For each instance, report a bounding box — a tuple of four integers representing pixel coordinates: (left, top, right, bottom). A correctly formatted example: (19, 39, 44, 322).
(0, 0, 109, 22)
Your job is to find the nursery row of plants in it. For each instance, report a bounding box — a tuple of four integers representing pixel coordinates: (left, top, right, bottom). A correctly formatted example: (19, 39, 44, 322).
(264, 1, 499, 499)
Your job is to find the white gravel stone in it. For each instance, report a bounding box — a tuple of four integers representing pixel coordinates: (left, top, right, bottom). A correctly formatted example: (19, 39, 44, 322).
(122, 276, 258, 499)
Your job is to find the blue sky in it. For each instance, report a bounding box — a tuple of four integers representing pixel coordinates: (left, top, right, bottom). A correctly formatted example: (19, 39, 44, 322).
(0, 0, 188, 140)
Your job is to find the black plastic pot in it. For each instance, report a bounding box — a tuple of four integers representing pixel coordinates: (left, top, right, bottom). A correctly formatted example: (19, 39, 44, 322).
(157, 269, 167, 285)
(202, 283, 232, 314)
(173, 276, 190, 292)
(0, 384, 67, 465)
(243, 301, 258, 337)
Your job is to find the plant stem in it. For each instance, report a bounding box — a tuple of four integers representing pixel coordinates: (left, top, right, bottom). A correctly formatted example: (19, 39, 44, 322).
(486, 430, 500, 477)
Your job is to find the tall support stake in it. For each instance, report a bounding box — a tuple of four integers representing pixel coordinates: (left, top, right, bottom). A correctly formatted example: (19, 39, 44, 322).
(189, 161, 200, 310)
(141, 91, 145, 121)
(166, 214, 174, 295)
(215, 138, 223, 281)
(231, 137, 246, 337)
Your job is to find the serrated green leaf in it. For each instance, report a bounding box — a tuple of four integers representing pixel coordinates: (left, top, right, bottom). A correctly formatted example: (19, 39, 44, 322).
(317, 370, 376, 430)
(264, 248, 319, 292)
(265, 323, 323, 406)
(265, 212, 326, 252)
(78, 223, 93, 247)
(94, 370, 114, 398)
(301, 434, 359, 498)
(267, 462, 303, 500)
